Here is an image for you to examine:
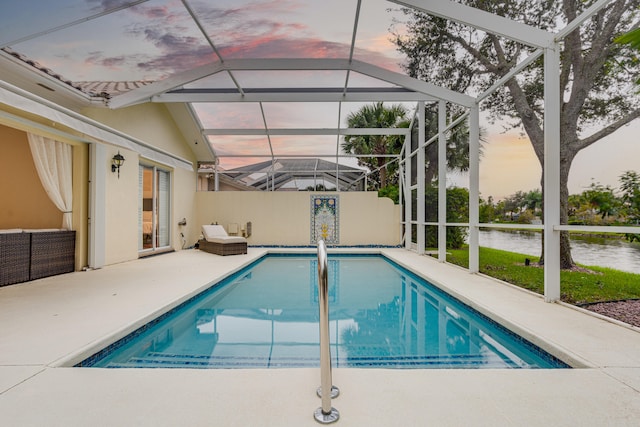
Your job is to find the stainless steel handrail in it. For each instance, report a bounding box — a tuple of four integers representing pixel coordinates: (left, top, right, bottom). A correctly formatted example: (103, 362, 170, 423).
(314, 240, 339, 424)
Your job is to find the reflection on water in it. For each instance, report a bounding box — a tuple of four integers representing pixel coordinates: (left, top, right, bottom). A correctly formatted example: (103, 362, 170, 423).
(82, 256, 566, 369)
(479, 230, 640, 274)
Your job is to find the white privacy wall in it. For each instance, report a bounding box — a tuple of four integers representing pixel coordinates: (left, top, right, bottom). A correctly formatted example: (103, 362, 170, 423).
(194, 192, 401, 247)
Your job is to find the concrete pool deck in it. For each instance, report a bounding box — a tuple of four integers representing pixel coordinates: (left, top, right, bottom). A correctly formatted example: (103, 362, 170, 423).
(1, 248, 639, 426)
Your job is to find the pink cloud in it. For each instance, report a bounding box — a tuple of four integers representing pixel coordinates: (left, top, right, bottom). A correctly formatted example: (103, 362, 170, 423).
(218, 36, 350, 59)
(270, 135, 338, 156)
(193, 103, 264, 128)
(218, 157, 267, 170)
(208, 135, 271, 157)
(79, 0, 401, 79)
(33, 1, 401, 83)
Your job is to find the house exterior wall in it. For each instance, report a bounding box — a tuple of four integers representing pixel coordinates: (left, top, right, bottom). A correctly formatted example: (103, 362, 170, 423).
(83, 103, 195, 161)
(83, 104, 198, 263)
(194, 191, 401, 247)
(0, 124, 62, 229)
(103, 145, 139, 265)
(173, 166, 197, 251)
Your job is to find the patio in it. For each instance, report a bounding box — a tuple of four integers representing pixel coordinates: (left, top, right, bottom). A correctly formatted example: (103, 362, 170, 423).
(1, 248, 639, 426)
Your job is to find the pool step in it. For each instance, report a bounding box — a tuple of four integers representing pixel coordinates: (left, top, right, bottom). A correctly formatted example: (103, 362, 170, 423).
(105, 352, 515, 369)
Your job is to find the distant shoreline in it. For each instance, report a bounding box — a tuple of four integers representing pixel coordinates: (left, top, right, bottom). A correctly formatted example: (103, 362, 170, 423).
(479, 227, 638, 241)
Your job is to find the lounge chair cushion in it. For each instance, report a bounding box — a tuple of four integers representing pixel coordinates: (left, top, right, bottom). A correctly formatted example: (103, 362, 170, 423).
(202, 224, 228, 239)
(207, 236, 247, 244)
(202, 225, 247, 243)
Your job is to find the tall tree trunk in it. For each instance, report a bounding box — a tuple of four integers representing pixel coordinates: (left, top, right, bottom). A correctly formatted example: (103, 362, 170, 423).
(378, 157, 387, 188)
(539, 149, 576, 269)
(559, 157, 575, 269)
(425, 146, 438, 185)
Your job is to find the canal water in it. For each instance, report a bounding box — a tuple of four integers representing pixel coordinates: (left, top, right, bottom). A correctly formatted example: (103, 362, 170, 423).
(479, 229, 640, 274)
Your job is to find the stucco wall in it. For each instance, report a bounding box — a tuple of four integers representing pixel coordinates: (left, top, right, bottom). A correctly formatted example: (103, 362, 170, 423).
(102, 153, 199, 264)
(103, 146, 139, 265)
(194, 192, 401, 247)
(173, 166, 197, 251)
(84, 104, 198, 264)
(83, 103, 195, 161)
(0, 124, 62, 229)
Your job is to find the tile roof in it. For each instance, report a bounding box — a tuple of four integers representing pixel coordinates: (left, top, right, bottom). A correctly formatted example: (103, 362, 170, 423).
(2, 47, 84, 92)
(73, 81, 153, 98)
(1, 47, 152, 98)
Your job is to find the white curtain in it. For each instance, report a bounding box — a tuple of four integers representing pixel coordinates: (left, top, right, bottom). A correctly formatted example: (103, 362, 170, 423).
(27, 133, 73, 230)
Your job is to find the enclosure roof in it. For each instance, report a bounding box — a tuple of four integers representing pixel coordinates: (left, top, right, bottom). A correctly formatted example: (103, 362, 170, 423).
(0, 0, 562, 188)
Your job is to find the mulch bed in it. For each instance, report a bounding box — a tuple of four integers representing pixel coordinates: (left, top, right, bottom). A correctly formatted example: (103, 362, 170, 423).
(580, 299, 640, 328)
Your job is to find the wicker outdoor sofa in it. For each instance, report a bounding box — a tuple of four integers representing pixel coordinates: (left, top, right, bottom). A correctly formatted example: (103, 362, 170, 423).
(198, 224, 247, 256)
(0, 229, 76, 287)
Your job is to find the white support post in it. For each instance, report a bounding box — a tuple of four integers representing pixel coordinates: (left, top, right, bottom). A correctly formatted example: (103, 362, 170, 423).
(214, 160, 219, 191)
(398, 162, 404, 243)
(417, 102, 426, 255)
(405, 132, 412, 250)
(543, 45, 561, 302)
(468, 105, 480, 273)
(438, 100, 447, 262)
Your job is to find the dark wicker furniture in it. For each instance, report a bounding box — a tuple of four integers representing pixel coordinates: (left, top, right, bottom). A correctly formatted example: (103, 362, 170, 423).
(30, 230, 76, 280)
(0, 232, 31, 286)
(0, 230, 76, 287)
(198, 239, 247, 256)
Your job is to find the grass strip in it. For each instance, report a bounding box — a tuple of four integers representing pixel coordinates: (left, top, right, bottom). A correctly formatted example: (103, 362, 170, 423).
(443, 246, 640, 304)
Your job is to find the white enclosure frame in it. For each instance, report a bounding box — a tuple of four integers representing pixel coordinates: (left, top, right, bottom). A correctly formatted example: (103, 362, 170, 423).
(16, 0, 633, 302)
(387, 0, 639, 302)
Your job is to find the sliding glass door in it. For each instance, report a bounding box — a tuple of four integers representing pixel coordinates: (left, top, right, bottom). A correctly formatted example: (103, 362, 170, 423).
(139, 165, 170, 252)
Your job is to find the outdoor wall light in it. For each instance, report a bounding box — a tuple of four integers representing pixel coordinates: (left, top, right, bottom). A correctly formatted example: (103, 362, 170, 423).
(111, 152, 125, 178)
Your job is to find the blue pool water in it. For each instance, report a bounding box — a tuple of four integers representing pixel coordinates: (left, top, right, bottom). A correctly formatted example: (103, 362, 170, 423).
(79, 254, 568, 369)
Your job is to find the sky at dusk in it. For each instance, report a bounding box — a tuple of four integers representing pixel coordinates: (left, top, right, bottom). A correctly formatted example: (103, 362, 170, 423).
(1, 0, 637, 198)
(478, 119, 640, 200)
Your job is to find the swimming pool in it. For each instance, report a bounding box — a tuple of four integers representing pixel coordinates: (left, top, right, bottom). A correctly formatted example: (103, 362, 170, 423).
(79, 254, 568, 369)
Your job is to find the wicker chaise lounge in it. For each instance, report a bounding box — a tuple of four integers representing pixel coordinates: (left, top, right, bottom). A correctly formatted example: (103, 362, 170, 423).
(199, 224, 247, 256)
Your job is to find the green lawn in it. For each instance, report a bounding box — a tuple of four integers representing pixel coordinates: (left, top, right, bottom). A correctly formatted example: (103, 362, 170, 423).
(443, 246, 640, 304)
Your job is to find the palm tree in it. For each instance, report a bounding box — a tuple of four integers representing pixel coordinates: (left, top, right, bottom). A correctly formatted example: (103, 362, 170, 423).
(418, 106, 480, 184)
(344, 103, 482, 191)
(342, 102, 408, 189)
